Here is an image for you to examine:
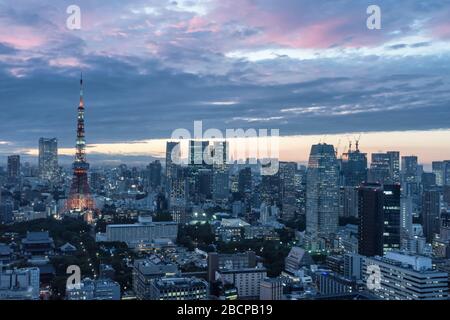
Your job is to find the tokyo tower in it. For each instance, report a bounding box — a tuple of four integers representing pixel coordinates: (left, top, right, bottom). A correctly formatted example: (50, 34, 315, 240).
(66, 74, 94, 212)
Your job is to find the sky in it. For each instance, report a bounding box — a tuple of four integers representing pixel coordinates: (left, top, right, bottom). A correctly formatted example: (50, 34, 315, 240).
(0, 0, 450, 167)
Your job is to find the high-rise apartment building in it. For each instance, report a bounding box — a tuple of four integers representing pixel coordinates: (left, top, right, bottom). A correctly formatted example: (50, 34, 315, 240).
(38, 138, 58, 181)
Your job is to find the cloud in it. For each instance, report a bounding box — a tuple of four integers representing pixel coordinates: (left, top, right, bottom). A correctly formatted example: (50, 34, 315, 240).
(0, 0, 449, 161)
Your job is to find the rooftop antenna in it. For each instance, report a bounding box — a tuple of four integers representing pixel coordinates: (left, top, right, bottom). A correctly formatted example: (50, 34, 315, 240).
(355, 133, 362, 151)
(335, 139, 341, 158)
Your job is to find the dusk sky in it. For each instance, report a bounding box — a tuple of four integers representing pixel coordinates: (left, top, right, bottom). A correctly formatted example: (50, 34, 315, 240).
(1, 0, 450, 166)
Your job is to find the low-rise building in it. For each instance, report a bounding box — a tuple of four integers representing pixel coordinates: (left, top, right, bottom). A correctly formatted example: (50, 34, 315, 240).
(363, 251, 448, 300)
(150, 277, 209, 300)
(0, 267, 40, 300)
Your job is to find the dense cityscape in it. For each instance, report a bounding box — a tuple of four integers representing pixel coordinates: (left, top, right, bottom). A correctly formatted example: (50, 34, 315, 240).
(1, 0, 450, 309)
(0, 75, 449, 301)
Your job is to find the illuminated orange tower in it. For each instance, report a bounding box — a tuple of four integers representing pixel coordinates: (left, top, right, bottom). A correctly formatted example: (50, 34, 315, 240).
(66, 74, 94, 212)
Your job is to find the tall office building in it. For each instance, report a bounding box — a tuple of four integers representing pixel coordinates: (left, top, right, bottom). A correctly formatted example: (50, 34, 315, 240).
(383, 184, 401, 253)
(212, 141, 230, 202)
(211, 141, 229, 165)
(369, 151, 400, 185)
(165, 141, 180, 180)
(387, 151, 401, 184)
(400, 195, 413, 241)
(165, 141, 181, 205)
(306, 144, 340, 237)
(7, 155, 20, 180)
(358, 183, 384, 257)
(38, 138, 58, 181)
(147, 160, 162, 190)
(422, 172, 437, 191)
(238, 167, 252, 194)
(280, 162, 297, 221)
(341, 143, 368, 187)
(339, 187, 359, 218)
(401, 156, 419, 195)
(260, 171, 281, 206)
(189, 140, 210, 166)
(445, 161, 450, 186)
(213, 165, 229, 202)
(422, 189, 441, 243)
(433, 161, 444, 186)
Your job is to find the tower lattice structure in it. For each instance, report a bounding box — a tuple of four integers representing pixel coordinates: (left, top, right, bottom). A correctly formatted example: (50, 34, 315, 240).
(66, 74, 94, 212)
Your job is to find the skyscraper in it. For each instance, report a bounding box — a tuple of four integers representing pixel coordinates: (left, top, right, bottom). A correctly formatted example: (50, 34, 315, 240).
(382, 184, 401, 253)
(422, 189, 441, 243)
(38, 138, 58, 181)
(387, 151, 400, 184)
(66, 75, 94, 212)
(341, 142, 367, 187)
(358, 183, 384, 257)
(238, 167, 252, 194)
(369, 151, 400, 185)
(212, 141, 230, 202)
(147, 160, 162, 190)
(306, 143, 339, 237)
(189, 140, 210, 166)
(280, 162, 297, 221)
(7, 155, 20, 180)
(401, 156, 419, 186)
(213, 165, 229, 202)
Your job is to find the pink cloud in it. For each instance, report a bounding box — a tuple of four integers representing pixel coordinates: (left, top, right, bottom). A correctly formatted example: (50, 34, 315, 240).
(0, 25, 46, 49)
(433, 23, 450, 39)
(48, 57, 87, 68)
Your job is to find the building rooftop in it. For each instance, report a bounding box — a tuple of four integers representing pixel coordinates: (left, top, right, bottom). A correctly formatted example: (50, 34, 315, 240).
(22, 231, 53, 244)
(220, 219, 250, 228)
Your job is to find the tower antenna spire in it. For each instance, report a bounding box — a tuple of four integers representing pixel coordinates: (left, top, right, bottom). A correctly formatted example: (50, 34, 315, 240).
(65, 75, 94, 213)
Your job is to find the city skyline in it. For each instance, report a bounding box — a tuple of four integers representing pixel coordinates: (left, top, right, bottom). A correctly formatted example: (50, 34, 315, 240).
(1, 129, 449, 170)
